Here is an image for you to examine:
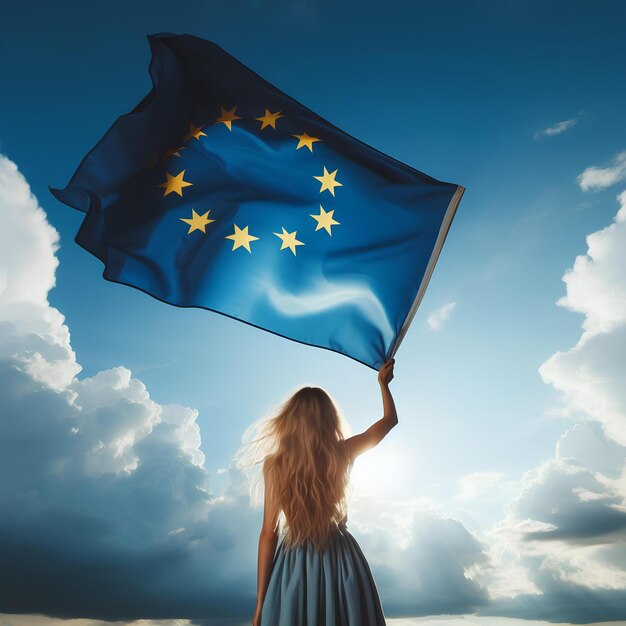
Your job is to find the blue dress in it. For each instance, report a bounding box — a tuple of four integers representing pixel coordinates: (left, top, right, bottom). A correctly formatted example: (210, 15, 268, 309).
(260, 518, 386, 626)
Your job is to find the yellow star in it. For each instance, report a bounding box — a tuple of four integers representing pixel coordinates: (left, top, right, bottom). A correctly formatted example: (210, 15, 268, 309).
(182, 122, 207, 141)
(273, 227, 305, 255)
(256, 109, 285, 130)
(292, 132, 321, 152)
(225, 224, 259, 252)
(310, 205, 340, 235)
(161, 146, 186, 162)
(313, 166, 343, 196)
(215, 106, 241, 131)
(180, 209, 215, 234)
(158, 170, 193, 197)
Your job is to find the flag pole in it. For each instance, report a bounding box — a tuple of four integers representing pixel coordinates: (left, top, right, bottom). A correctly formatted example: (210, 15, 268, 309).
(387, 185, 465, 361)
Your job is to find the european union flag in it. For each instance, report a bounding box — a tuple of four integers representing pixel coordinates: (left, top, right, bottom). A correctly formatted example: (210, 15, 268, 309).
(50, 33, 464, 370)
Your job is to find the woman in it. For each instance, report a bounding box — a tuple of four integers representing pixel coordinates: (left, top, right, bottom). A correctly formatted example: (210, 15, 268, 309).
(239, 357, 397, 626)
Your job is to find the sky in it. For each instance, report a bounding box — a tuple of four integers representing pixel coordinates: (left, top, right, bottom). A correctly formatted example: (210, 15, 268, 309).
(1, 0, 625, 624)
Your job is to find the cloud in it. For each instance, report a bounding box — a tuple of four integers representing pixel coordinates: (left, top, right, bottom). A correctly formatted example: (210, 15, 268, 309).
(427, 301, 456, 330)
(557, 422, 626, 479)
(534, 115, 582, 140)
(0, 156, 79, 391)
(473, 424, 626, 622)
(0, 356, 263, 621)
(539, 190, 626, 444)
(511, 455, 626, 545)
(455, 472, 507, 501)
(577, 151, 626, 191)
(469, 187, 626, 623)
(347, 495, 491, 616)
(0, 154, 260, 621)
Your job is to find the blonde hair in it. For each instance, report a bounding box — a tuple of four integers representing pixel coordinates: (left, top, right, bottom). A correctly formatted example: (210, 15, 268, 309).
(235, 386, 354, 551)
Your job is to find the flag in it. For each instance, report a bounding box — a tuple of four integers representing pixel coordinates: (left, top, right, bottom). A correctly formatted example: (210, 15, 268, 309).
(50, 33, 464, 370)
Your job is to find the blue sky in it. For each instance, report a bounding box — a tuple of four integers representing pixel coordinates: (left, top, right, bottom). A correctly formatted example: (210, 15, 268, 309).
(1, 1, 626, 624)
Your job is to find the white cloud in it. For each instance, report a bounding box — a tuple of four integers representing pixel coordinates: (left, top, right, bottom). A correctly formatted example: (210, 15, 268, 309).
(539, 190, 626, 444)
(468, 186, 626, 622)
(478, 447, 626, 602)
(455, 472, 508, 501)
(348, 493, 490, 615)
(473, 447, 626, 621)
(556, 422, 626, 479)
(578, 151, 626, 191)
(0, 156, 59, 305)
(0, 155, 79, 390)
(554, 190, 626, 334)
(427, 301, 457, 330)
(0, 154, 258, 621)
(534, 115, 581, 140)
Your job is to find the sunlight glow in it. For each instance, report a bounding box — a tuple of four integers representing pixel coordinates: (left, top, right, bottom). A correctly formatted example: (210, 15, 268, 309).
(349, 440, 412, 497)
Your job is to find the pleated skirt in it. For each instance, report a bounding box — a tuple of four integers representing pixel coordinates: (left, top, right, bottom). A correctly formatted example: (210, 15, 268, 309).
(260, 524, 386, 626)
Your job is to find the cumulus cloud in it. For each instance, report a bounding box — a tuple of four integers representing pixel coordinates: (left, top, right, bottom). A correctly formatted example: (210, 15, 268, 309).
(427, 301, 457, 330)
(511, 456, 626, 545)
(0, 156, 79, 390)
(347, 494, 490, 616)
(470, 187, 626, 623)
(0, 352, 260, 620)
(0, 154, 260, 621)
(557, 421, 626, 480)
(577, 151, 626, 191)
(534, 115, 582, 140)
(473, 423, 626, 622)
(539, 190, 626, 444)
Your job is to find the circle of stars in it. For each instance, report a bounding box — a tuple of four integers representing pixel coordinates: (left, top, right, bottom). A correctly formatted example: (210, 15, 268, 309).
(157, 103, 344, 256)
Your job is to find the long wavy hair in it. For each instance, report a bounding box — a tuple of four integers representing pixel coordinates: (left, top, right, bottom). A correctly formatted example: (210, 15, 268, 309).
(235, 386, 354, 551)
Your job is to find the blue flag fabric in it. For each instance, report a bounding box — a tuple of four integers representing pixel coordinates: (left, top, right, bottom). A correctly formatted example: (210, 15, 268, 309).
(50, 33, 464, 370)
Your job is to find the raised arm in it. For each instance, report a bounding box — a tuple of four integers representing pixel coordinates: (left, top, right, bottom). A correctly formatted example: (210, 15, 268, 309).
(345, 358, 397, 463)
